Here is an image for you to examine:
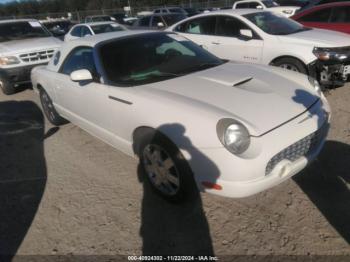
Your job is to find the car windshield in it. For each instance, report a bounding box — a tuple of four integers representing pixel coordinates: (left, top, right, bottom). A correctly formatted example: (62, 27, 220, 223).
(244, 12, 311, 35)
(169, 8, 185, 13)
(262, 0, 279, 7)
(99, 33, 224, 86)
(91, 24, 125, 34)
(162, 14, 187, 26)
(92, 16, 112, 22)
(0, 21, 51, 42)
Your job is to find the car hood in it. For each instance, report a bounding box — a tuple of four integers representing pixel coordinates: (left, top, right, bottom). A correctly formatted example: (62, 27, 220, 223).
(278, 28, 350, 47)
(0, 37, 62, 55)
(146, 62, 319, 136)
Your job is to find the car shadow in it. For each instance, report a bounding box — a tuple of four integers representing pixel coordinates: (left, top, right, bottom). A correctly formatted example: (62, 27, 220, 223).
(138, 123, 219, 256)
(0, 101, 47, 261)
(294, 140, 350, 244)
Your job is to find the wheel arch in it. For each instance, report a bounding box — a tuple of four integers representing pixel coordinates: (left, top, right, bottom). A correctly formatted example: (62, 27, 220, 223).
(132, 126, 180, 156)
(269, 55, 308, 73)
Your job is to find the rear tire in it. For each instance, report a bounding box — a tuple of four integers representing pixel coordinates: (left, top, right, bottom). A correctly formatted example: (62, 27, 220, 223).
(40, 88, 67, 126)
(0, 77, 15, 95)
(273, 58, 307, 75)
(138, 132, 197, 203)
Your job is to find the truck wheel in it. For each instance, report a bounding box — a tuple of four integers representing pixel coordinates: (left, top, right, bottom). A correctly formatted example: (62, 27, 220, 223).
(138, 132, 198, 203)
(40, 88, 67, 126)
(0, 77, 15, 95)
(273, 58, 307, 75)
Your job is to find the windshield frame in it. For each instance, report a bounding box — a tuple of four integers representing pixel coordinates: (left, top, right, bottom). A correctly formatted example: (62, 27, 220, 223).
(95, 32, 225, 87)
(243, 11, 311, 35)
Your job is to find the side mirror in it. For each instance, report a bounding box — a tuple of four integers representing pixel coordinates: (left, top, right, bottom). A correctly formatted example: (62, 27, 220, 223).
(240, 29, 253, 39)
(256, 5, 263, 9)
(157, 22, 165, 28)
(70, 69, 93, 82)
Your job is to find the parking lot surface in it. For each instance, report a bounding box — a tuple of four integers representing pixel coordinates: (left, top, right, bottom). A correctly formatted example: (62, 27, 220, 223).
(0, 85, 349, 257)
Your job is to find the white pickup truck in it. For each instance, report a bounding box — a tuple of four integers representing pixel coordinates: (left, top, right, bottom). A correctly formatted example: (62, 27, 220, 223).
(0, 19, 61, 95)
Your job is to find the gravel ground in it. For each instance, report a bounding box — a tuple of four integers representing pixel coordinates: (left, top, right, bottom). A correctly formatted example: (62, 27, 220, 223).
(0, 84, 349, 260)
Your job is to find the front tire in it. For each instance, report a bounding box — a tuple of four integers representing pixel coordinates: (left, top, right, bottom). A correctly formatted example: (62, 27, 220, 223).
(138, 132, 197, 203)
(0, 77, 15, 95)
(273, 58, 307, 75)
(40, 88, 67, 126)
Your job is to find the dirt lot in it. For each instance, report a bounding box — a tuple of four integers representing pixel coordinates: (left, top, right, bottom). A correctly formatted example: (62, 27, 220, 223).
(0, 84, 349, 260)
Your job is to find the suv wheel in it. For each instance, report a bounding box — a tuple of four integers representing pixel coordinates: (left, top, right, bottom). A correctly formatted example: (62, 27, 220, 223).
(0, 77, 15, 95)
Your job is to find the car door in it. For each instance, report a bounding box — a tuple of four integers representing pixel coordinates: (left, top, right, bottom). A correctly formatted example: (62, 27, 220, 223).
(328, 6, 350, 34)
(208, 15, 263, 63)
(54, 46, 111, 140)
(174, 15, 217, 51)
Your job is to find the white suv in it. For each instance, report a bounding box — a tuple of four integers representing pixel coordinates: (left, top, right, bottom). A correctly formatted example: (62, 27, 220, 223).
(0, 19, 61, 95)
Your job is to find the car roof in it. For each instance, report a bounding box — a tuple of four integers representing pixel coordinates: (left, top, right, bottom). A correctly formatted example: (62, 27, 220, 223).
(84, 21, 117, 26)
(190, 9, 266, 17)
(0, 19, 39, 24)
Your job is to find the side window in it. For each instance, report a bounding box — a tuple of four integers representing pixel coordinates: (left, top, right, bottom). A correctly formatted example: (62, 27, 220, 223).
(60, 47, 98, 81)
(249, 2, 261, 8)
(139, 16, 151, 26)
(53, 51, 61, 66)
(215, 16, 251, 37)
(71, 26, 82, 37)
(154, 9, 160, 13)
(299, 8, 331, 22)
(81, 26, 92, 37)
(183, 16, 216, 35)
(236, 3, 251, 8)
(151, 16, 163, 27)
(330, 6, 350, 23)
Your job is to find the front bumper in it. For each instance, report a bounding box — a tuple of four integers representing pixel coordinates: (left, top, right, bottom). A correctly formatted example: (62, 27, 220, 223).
(0, 63, 47, 85)
(183, 97, 330, 198)
(308, 50, 350, 87)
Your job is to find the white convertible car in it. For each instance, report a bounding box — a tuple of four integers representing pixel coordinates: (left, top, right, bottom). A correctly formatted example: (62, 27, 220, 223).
(167, 10, 350, 86)
(31, 31, 330, 201)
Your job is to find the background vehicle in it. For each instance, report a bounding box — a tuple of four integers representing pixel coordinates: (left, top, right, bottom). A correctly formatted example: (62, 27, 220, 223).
(275, 0, 309, 7)
(84, 15, 115, 23)
(132, 14, 187, 30)
(0, 19, 61, 95)
(111, 13, 128, 24)
(31, 31, 330, 201)
(65, 22, 127, 41)
(298, 0, 350, 12)
(183, 7, 200, 16)
(233, 0, 300, 17)
(168, 10, 350, 86)
(153, 7, 188, 15)
(41, 19, 76, 39)
(291, 2, 350, 34)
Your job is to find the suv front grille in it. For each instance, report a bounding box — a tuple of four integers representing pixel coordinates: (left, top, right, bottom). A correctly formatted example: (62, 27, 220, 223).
(19, 49, 55, 63)
(265, 124, 329, 175)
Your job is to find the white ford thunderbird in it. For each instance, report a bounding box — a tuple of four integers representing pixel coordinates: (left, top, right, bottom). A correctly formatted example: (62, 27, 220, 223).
(31, 31, 330, 201)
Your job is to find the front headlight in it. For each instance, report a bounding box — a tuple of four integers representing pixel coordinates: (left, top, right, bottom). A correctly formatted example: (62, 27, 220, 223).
(0, 56, 20, 66)
(308, 76, 322, 96)
(282, 10, 293, 14)
(217, 119, 251, 155)
(313, 47, 349, 62)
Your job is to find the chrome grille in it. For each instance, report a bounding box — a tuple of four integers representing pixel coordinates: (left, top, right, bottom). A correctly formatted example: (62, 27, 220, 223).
(265, 124, 328, 175)
(19, 49, 55, 63)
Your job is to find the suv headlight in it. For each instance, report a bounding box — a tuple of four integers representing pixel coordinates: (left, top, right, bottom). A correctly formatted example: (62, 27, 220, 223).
(308, 76, 322, 96)
(0, 56, 20, 66)
(313, 47, 348, 61)
(217, 118, 251, 155)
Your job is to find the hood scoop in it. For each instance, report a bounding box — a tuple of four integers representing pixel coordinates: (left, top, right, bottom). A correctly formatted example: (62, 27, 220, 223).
(199, 76, 254, 87)
(233, 77, 253, 87)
